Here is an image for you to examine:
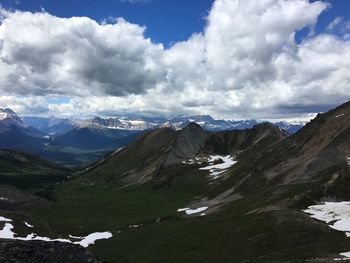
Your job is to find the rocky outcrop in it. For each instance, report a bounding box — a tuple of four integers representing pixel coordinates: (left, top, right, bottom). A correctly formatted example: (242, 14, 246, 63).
(0, 240, 104, 263)
(166, 122, 208, 165)
(203, 123, 288, 155)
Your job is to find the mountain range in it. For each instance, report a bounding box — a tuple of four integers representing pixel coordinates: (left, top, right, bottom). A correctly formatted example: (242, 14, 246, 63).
(0, 100, 350, 262)
(23, 113, 304, 134)
(0, 108, 305, 167)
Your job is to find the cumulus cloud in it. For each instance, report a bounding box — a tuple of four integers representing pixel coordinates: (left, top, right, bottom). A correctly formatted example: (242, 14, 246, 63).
(0, 11, 164, 97)
(0, 0, 350, 120)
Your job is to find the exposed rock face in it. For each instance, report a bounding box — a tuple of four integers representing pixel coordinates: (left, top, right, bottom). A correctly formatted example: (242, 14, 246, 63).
(166, 122, 208, 165)
(0, 240, 104, 263)
(221, 100, 350, 208)
(90, 116, 123, 128)
(203, 123, 288, 156)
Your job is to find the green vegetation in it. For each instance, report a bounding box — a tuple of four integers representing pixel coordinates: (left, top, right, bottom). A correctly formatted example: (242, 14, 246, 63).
(39, 144, 115, 168)
(27, 164, 350, 262)
(0, 150, 69, 190)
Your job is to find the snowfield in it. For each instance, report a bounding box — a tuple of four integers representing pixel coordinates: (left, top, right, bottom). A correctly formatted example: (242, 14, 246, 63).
(199, 155, 237, 178)
(304, 202, 350, 260)
(182, 155, 237, 179)
(0, 215, 112, 247)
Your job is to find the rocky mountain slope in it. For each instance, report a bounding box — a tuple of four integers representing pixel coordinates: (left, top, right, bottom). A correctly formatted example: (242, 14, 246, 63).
(230, 100, 350, 207)
(85, 120, 287, 185)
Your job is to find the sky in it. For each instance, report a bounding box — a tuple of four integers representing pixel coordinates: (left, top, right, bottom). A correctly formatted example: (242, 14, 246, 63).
(0, 0, 349, 120)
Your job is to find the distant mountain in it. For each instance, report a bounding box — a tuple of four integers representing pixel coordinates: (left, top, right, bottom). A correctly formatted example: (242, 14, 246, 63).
(86, 116, 163, 131)
(0, 109, 144, 166)
(22, 116, 77, 136)
(50, 124, 142, 150)
(0, 108, 23, 128)
(0, 108, 46, 153)
(274, 121, 305, 134)
(83, 115, 304, 133)
(166, 115, 258, 131)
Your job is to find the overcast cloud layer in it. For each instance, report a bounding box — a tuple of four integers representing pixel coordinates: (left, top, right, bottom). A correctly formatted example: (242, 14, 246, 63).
(0, 0, 350, 120)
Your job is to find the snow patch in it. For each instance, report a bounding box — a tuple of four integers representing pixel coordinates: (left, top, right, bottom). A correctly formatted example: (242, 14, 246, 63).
(336, 113, 345, 118)
(185, 207, 208, 215)
(177, 207, 208, 215)
(76, 232, 113, 248)
(303, 202, 350, 226)
(0, 197, 8, 201)
(182, 159, 196, 165)
(24, 222, 33, 228)
(199, 155, 237, 178)
(69, 234, 83, 239)
(339, 252, 350, 259)
(0, 216, 112, 247)
(128, 224, 142, 228)
(0, 223, 16, 239)
(304, 202, 350, 260)
(0, 216, 12, 222)
(177, 208, 190, 212)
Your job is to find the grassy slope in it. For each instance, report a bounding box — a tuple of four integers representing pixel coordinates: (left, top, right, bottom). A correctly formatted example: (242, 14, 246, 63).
(0, 150, 69, 189)
(28, 164, 350, 263)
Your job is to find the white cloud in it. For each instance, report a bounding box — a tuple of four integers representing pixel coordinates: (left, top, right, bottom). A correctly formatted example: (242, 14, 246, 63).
(327, 16, 343, 31)
(0, 11, 164, 97)
(0, 0, 350, 120)
(326, 16, 350, 40)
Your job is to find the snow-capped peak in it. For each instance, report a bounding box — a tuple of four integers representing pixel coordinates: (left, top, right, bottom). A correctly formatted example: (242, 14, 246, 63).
(0, 108, 17, 120)
(0, 108, 23, 126)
